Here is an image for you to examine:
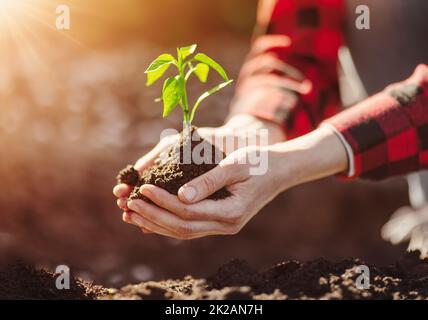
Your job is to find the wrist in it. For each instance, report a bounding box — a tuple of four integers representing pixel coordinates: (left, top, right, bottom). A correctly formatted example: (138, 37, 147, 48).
(269, 126, 349, 190)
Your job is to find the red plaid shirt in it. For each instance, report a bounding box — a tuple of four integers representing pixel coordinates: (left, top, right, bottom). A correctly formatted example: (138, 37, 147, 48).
(230, 0, 428, 180)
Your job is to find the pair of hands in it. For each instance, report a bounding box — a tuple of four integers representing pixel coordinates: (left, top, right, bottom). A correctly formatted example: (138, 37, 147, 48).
(114, 146, 283, 239)
(113, 115, 348, 239)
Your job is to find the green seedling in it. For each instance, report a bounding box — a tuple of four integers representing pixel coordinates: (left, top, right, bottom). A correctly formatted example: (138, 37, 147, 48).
(144, 44, 233, 130)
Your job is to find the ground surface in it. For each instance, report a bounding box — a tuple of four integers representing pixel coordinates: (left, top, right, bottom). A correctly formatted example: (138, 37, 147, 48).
(0, 260, 106, 300)
(2, 252, 427, 300)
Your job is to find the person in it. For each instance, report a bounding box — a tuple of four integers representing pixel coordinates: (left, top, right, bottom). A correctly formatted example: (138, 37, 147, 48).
(113, 0, 428, 254)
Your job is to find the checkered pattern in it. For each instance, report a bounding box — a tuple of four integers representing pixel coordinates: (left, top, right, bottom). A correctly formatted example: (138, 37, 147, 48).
(325, 65, 428, 179)
(230, 0, 428, 180)
(230, 0, 345, 139)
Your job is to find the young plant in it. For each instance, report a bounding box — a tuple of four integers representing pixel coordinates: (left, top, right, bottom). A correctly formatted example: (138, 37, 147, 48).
(144, 44, 233, 132)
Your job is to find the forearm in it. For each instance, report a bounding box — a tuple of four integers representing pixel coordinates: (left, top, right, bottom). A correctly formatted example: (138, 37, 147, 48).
(270, 126, 348, 191)
(224, 113, 285, 144)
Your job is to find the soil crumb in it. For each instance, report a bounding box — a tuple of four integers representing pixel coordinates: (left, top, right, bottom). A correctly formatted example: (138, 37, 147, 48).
(117, 165, 140, 186)
(0, 260, 107, 300)
(117, 127, 231, 201)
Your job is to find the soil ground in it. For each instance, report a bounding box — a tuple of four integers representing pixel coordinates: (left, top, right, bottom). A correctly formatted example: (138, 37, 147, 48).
(0, 260, 106, 300)
(2, 252, 427, 300)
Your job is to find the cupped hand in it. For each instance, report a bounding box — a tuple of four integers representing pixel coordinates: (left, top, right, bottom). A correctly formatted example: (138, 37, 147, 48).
(125, 145, 288, 239)
(113, 132, 179, 212)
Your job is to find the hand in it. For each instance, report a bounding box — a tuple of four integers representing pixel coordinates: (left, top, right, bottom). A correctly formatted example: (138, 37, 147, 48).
(382, 205, 428, 258)
(113, 114, 284, 229)
(125, 145, 285, 239)
(125, 126, 348, 239)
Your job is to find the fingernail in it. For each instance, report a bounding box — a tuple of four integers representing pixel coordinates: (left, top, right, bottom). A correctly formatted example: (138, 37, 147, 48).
(113, 185, 122, 196)
(182, 186, 197, 202)
(139, 185, 150, 196)
(130, 214, 144, 227)
(122, 212, 131, 223)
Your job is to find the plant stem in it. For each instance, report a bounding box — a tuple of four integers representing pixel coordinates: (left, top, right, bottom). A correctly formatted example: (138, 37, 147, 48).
(178, 58, 191, 129)
(182, 87, 190, 123)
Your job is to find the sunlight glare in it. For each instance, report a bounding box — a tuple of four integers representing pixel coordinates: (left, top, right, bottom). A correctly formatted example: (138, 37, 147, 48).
(0, 0, 19, 11)
(0, 0, 23, 30)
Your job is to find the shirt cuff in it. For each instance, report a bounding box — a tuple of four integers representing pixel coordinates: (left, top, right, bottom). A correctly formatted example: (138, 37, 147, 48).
(320, 123, 355, 177)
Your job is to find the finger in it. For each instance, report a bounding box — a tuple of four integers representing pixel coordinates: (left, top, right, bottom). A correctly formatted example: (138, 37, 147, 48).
(134, 135, 178, 172)
(408, 226, 424, 253)
(128, 199, 237, 238)
(240, 53, 304, 81)
(420, 224, 428, 259)
(389, 206, 413, 219)
(381, 206, 420, 244)
(177, 162, 246, 204)
(415, 205, 428, 223)
(113, 184, 133, 198)
(122, 212, 153, 234)
(132, 213, 185, 238)
(124, 210, 189, 238)
(420, 226, 428, 259)
(236, 74, 312, 96)
(140, 184, 241, 223)
(381, 218, 413, 244)
(117, 198, 128, 211)
(134, 146, 163, 172)
(250, 35, 291, 57)
(407, 224, 428, 259)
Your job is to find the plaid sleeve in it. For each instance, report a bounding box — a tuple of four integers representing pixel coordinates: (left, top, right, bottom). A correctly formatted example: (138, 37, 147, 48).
(229, 0, 345, 139)
(324, 64, 428, 180)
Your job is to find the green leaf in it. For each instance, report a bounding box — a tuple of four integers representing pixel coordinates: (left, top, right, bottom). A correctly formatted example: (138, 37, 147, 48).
(194, 53, 229, 81)
(194, 63, 210, 83)
(179, 44, 197, 60)
(145, 54, 175, 73)
(162, 76, 182, 118)
(190, 79, 233, 121)
(146, 63, 171, 86)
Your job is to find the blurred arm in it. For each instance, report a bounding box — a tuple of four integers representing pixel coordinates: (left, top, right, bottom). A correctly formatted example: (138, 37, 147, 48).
(228, 0, 345, 139)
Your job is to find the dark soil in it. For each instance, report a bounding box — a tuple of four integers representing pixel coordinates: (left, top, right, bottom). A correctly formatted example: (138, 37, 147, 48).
(0, 260, 107, 300)
(2, 252, 428, 299)
(117, 165, 140, 186)
(117, 127, 231, 201)
(104, 251, 428, 300)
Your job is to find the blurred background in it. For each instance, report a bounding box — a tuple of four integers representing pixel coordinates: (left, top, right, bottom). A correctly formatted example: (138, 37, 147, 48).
(0, 0, 408, 287)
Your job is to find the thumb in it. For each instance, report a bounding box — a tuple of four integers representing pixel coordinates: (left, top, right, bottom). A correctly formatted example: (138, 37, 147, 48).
(135, 134, 178, 172)
(178, 163, 244, 204)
